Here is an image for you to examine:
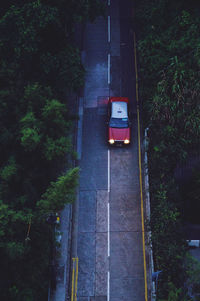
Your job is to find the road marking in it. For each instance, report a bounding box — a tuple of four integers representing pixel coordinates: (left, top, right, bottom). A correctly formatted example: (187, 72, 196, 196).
(75, 257, 79, 301)
(107, 149, 110, 301)
(108, 0, 110, 6)
(108, 16, 111, 42)
(108, 54, 110, 84)
(137, 107, 148, 300)
(71, 257, 79, 301)
(134, 32, 148, 301)
(108, 149, 110, 192)
(107, 271, 110, 301)
(107, 202, 110, 257)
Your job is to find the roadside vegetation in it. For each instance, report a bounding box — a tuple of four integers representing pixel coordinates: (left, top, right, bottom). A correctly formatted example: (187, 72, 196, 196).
(0, 1, 104, 300)
(135, 0, 200, 299)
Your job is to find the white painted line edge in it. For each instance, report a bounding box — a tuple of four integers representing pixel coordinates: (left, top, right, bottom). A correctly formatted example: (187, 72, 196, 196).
(108, 16, 111, 42)
(108, 54, 110, 85)
(107, 202, 110, 257)
(107, 149, 110, 301)
(107, 271, 110, 301)
(108, 149, 110, 191)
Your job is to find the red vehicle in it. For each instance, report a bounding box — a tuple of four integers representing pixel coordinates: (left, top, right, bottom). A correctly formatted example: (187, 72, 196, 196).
(108, 97, 131, 145)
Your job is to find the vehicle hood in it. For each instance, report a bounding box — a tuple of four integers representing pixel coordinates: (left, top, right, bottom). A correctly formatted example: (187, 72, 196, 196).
(109, 127, 130, 141)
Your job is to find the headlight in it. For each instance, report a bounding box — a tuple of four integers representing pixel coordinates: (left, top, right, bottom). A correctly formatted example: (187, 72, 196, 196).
(109, 139, 115, 144)
(124, 139, 130, 144)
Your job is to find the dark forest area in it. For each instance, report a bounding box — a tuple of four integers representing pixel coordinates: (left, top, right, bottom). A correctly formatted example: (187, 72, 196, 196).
(135, 0, 200, 299)
(1, 0, 200, 300)
(0, 1, 104, 300)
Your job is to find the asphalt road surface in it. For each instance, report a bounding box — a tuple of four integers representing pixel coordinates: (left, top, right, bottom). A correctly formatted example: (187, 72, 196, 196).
(76, 1, 149, 300)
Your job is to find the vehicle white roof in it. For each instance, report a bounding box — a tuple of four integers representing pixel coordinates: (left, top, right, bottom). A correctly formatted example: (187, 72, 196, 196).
(111, 101, 128, 118)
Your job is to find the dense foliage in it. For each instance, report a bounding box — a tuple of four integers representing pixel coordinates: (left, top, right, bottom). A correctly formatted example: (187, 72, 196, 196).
(135, 0, 200, 299)
(0, 0, 104, 300)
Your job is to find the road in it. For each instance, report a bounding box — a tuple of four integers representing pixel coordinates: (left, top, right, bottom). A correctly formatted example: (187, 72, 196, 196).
(75, 0, 149, 300)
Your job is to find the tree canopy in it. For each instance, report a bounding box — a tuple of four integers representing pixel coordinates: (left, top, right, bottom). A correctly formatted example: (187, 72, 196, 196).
(0, 0, 104, 300)
(135, 0, 200, 299)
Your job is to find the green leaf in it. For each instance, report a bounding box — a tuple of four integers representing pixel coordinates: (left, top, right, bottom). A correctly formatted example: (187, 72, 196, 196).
(37, 167, 79, 213)
(0, 156, 17, 181)
(21, 127, 41, 151)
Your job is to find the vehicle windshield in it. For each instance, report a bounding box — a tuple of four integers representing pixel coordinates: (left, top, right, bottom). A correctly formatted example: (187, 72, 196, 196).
(109, 117, 129, 128)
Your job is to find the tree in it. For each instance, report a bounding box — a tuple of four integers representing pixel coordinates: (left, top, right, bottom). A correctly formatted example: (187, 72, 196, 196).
(185, 253, 200, 300)
(135, 0, 200, 299)
(37, 167, 79, 213)
(0, 157, 17, 182)
(43, 136, 71, 161)
(0, 0, 104, 299)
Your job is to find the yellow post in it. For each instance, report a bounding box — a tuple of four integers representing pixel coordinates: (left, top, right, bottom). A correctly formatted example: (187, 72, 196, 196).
(75, 257, 79, 301)
(71, 258, 75, 301)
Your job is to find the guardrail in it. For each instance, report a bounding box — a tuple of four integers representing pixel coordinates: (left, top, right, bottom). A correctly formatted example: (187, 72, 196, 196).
(144, 128, 156, 300)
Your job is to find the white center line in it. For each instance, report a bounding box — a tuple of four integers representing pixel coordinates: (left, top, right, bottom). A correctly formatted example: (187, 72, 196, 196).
(108, 16, 111, 42)
(107, 149, 110, 301)
(108, 149, 110, 191)
(108, 54, 110, 85)
(107, 202, 110, 257)
(107, 271, 110, 301)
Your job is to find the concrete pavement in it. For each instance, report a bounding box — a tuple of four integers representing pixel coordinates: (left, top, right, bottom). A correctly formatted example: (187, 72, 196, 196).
(51, 1, 151, 300)
(76, 0, 149, 300)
